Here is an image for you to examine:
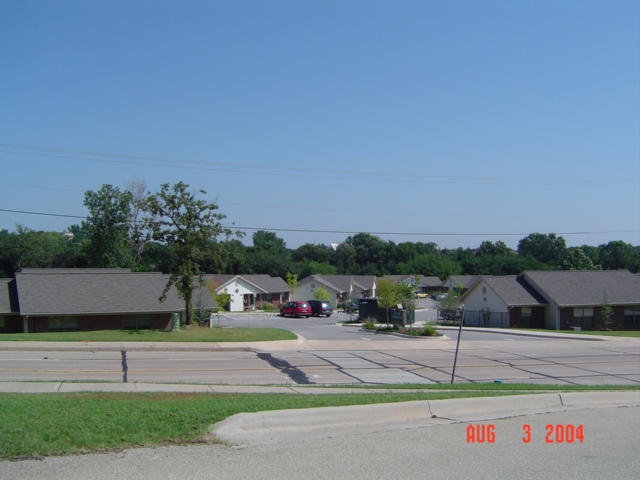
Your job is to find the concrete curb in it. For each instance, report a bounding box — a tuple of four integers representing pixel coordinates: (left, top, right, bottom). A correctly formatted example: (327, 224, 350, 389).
(210, 392, 640, 447)
(434, 326, 606, 341)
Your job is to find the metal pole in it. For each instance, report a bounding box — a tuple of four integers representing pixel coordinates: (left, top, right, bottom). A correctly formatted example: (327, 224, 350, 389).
(450, 308, 465, 384)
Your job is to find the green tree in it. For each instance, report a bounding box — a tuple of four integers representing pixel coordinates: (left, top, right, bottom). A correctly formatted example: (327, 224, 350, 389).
(376, 277, 397, 328)
(313, 286, 331, 301)
(5, 225, 69, 272)
(82, 184, 134, 268)
(561, 247, 600, 270)
(207, 281, 231, 313)
(285, 272, 298, 298)
(245, 231, 291, 277)
(393, 278, 417, 326)
(599, 292, 613, 330)
(145, 182, 242, 325)
(598, 241, 640, 273)
(517, 233, 567, 267)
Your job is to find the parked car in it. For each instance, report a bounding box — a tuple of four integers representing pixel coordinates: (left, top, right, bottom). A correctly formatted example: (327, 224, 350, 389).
(279, 301, 312, 318)
(415, 292, 428, 298)
(308, 300, 333, 317)
(339, 299, 360, 313)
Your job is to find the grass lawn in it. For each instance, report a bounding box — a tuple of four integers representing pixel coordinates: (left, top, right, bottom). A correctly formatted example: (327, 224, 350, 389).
(1, 384, 636, 460)
(0, 390, 529, 459)
(0, 327, 297, 342)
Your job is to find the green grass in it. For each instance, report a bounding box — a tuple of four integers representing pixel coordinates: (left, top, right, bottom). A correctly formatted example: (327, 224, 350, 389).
(0, 327, 297, 342)
(0, 390, 516, 459)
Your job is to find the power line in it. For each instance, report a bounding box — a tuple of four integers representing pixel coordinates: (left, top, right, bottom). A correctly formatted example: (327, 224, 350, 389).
(1, 143, 638, 187)
(1, 208, 638, 237)
(1, 183, 637, 221)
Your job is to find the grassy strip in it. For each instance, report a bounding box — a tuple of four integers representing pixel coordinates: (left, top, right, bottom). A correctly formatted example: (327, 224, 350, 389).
(0, 327, 297, 343)
(327, 383, 640, 391)
(1, 390, 515, 460)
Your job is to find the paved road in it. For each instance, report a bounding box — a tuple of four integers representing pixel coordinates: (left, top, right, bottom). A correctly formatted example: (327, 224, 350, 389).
(2, 405, 638, 479)
(1, 329, 638, 385)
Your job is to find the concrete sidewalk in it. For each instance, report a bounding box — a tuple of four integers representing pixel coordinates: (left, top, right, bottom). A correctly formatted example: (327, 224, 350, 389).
(211, 391, 640, 446)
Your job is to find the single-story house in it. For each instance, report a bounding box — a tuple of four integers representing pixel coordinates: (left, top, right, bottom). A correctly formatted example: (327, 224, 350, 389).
(442, 275, 480, 293)
(521, 270, 640, 331)
(460, 275, 548, 328)
(295, 275, 377, 304)
(460, 270, 640, 330)
(203, 274, 290, 312)
(2, 268, 217, 333)
(382, 275, 442, 294)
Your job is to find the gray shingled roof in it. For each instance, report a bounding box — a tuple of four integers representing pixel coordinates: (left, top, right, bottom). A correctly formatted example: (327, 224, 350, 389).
(0, 279, 17, 314)
(462, 276, 547, 307)
(203, 274, 290, 293)
(523, 270, 640, 307)
(14, 270, 216, 316)
(300, 275, 376, 293)
(445, 275, 481, 288)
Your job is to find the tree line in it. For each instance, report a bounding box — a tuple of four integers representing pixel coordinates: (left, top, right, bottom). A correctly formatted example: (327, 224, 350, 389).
(1, 182, 639, 282)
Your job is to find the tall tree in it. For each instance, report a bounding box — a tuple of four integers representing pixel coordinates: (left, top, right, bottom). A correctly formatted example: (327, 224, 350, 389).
(517, 233, 567, 267)
(125, 176, 153, 267)
(82, 184, 134, 268)
(145, 182, 242, 325)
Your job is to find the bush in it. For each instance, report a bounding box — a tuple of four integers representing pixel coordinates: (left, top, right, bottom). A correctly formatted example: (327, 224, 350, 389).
(362, 318, 376, 330)
(261, 302, 276, 310)
(422, 325, 437, 336)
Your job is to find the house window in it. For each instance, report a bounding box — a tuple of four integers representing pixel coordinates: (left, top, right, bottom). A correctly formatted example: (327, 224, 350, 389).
(572, 308, 594, 329)
(49, 317, 79, 332)
(266, 294, 273, 302)
(123, 315, 151, 330)
(0, 316, 5, 332)
(624, 307, 640, 326)
(521, 307, 532, 328)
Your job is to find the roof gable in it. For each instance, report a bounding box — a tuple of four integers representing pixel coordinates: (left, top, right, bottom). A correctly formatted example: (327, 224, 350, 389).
(462, 276, 547, 307)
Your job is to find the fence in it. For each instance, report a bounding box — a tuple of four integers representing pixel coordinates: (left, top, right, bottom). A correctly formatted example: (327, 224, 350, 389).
(437, 309, 511, 329)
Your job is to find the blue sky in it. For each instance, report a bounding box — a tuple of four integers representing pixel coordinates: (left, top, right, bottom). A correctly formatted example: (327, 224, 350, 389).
(1, 0, 639, 250)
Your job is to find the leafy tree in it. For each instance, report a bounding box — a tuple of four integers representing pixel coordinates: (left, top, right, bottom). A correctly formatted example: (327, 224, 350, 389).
(207, 281, 231, 312)
(245, 231, 291, 277)
(125, 176, 153, 266)
(313, 286, 331, 301)
(82, 184, 134, 268)
(517, 233, 567, 267)
(291, 243, 332, 264)
(285, 272, 298, 298)
(295, 260, 338, 278)
(561, 247, 600, 270)
(598, 241, 640, 273)
(599, 292, 613, 330)
(145, 182, 242, 325)
(393, 278, 417, 326)
(4, 225, 69, 272)
(376, 277, 397, 328)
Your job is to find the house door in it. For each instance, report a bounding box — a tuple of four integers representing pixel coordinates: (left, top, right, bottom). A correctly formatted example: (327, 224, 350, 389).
(243, 294, 255, 310)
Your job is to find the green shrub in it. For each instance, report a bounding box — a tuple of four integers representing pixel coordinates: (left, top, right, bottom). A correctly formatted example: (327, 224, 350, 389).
(422, 325, 437, 336)
(363, 318, 376, 330)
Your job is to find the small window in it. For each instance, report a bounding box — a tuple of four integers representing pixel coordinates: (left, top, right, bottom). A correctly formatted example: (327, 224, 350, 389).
(624, 306, 640, 326)
(49, 317, 79, 332)
(572, 307, 594, 329)
(0, 316, 5, 331)
(123, 315, 151, 330)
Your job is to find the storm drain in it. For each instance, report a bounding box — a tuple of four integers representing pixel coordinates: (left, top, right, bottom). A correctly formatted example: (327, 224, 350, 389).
(256, 353, 311, 384)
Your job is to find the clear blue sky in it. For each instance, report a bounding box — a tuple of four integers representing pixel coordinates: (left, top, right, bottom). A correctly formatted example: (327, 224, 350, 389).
(1, 0, 639, 250)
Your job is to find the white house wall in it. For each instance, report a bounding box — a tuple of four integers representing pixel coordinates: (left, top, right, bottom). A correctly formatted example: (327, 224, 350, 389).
(295, 281, 341, 304)
(463, 282, 508, 315)
(220, 278, 260, 312)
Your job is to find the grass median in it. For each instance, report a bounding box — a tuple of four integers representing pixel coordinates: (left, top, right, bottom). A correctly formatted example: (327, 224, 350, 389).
(0, 327, 297, 342)
(2, 384, 637, 460)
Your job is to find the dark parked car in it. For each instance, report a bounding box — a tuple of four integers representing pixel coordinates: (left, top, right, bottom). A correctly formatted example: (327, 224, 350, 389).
(308, 300, 333, 317)
(339, 299, 360, 313)
(279, 301, 312, 318)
